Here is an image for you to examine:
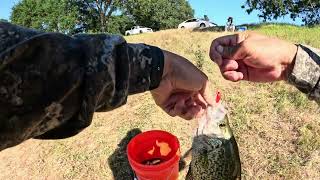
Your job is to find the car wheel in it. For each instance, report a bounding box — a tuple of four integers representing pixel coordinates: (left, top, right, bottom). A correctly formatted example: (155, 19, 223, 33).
(140, 30, 143, 34)
(181, 26, 185, 29)
(200, 23, 206, 28)
(126, 33, 130, 36)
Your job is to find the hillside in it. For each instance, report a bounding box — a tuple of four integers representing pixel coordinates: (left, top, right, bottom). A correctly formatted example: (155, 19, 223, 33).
(0, 24, 319, 179)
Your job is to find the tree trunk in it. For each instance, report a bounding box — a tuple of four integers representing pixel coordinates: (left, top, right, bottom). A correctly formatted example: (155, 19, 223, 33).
(100, 13, 106, 32)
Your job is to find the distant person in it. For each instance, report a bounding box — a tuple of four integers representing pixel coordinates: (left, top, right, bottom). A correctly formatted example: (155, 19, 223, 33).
(0, 22, 213, 151)
(225, 17, 236, 32)
(204, 15, 210, 22)
(210, 32, 320, 103)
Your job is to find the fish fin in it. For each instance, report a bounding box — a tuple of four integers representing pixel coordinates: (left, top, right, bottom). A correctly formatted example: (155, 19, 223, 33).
(182, 148, 192, 159)
(185, 165, 193, 180)
(231, 136, 242, 179)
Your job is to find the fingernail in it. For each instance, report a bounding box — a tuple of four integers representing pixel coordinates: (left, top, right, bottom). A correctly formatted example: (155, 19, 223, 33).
(216, 45, 224, 54)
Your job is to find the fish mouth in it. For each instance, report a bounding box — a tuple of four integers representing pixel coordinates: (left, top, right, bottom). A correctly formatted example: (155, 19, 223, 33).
(196, 104, 230, 136)
(196, 126, 227, 139)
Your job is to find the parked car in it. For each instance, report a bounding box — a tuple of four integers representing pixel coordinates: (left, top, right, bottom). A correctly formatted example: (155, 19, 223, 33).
(236, 26, 248, 32)
(178, 18, 217, 29)
(125, 26, 153, 36)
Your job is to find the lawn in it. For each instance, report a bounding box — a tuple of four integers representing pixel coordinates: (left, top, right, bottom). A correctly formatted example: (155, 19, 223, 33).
(0, 24, 319, 180)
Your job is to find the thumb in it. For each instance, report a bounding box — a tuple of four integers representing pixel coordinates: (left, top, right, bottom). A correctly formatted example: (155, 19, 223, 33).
(217, 44, 244, 60)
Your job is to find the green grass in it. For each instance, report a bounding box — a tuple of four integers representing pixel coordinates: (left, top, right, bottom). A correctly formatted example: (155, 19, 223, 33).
(253, 24, 320, 48)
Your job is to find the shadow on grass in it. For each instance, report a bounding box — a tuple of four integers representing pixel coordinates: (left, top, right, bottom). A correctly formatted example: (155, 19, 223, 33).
(179, 148, 191, 172)
(108, 128, 142, 180)
(107, 128, 190, 179)
(192, 26, 225, 32)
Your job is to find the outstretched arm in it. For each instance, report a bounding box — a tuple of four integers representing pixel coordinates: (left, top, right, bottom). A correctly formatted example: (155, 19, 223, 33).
(0, 22, 212, 151)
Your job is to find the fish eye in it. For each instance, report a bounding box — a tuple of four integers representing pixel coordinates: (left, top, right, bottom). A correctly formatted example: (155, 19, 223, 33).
(219, 123, 226, 128)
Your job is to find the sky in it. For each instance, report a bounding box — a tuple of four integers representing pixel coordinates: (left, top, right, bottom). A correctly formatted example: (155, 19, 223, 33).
(0, 0, 19, 20)
(188, 0, 303, 25)
(0, 0, 303, 25)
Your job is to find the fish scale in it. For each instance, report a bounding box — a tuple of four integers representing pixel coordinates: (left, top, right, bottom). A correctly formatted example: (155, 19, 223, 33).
(186, 97, 241, 180)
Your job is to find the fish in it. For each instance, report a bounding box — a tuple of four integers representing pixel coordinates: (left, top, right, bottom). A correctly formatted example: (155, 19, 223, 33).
(186, 99, 241, 180)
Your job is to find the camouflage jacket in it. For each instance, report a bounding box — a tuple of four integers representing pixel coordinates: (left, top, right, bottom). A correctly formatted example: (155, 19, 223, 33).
(288, 44, 320, 104)
(0, 23, 164, 151)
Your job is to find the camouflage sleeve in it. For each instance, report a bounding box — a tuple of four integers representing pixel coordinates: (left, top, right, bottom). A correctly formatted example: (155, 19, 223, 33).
(0, 22, 164, 151)
(287, 44, 320, 103)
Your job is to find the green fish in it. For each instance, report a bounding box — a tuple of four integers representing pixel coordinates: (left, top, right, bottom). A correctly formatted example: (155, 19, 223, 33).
(186, 103, 241, 180)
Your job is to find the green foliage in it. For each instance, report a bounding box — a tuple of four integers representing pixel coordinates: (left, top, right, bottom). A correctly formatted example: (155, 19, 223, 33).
(194, 48, 205, 71)
(10, 0, 193, 34)
(71, 0, 100, 33)
(124, 0, 194, 30)
(298, 123, 320, 154)
(73, 0, 128, 33)
(10, 0, 131, 34)
(242, 0, 320, 25)
(11, 0, 81, 34)
(106, 15, 135, 35)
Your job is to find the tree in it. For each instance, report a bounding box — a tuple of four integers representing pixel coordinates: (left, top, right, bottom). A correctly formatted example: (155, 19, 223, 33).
(10, 0, 126, 34)
(105, 15, 135, 34)
(242, 0, 320, 25)
(10, 0, 194, 34)
(124, 0, 194, 30)
(0, 19, 8, 22)
(74, 0, 128, 33)
(11, 0, 81, 34)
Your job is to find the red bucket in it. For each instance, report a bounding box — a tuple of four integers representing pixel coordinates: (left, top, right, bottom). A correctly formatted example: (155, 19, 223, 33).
(127, 130, 180, 180)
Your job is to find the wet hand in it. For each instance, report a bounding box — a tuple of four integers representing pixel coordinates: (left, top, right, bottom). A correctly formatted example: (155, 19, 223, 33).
(151, 50, 213, 120)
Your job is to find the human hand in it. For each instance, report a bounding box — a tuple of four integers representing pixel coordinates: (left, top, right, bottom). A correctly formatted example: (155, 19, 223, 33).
(151, 50, 213, 120)
(209, 32, 298, 82)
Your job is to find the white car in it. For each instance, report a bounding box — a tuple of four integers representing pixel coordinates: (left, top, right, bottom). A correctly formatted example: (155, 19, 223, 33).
(125, 26, 153, 36)
(178, 18, 217, 29)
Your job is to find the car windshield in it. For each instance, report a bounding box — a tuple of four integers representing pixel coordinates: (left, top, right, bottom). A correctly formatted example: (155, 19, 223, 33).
(186, 19, 197, 23)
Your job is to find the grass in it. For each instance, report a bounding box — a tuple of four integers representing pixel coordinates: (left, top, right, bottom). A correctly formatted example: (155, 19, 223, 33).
(0, 24, 320, 179)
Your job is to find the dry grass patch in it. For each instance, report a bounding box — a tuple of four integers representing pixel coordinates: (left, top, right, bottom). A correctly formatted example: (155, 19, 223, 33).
(0, 25, 319, 179)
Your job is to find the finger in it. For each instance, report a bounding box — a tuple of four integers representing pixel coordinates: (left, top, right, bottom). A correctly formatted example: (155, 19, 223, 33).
(164, 93, 193, 117)
(210, 34, 239, 66)
(199, 80, 213, 106)
(173, 99, 186, 117)
(220, 59, 239, 72)
(223, 71, 244, 82)
(193, 106, 206, 118)
(194, 93, 208, 109)
(164, 93, 190, 109)
(179, 112, 193, 120)
(163, 94, 184, 117)
(165, 106, 176, 117)
(219, 43, 248, 60)
(237, 61, 249, 81)
(180, 105, 203, 120)
(186, 97, 196, 107)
